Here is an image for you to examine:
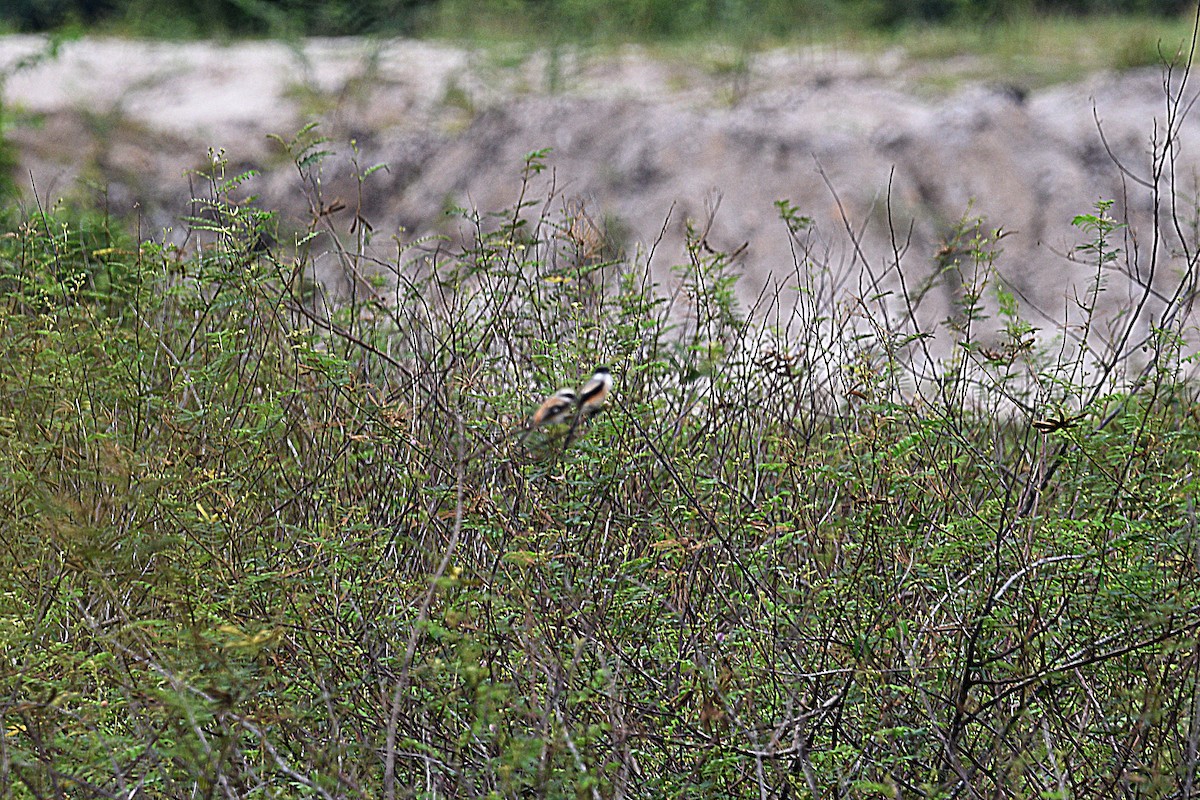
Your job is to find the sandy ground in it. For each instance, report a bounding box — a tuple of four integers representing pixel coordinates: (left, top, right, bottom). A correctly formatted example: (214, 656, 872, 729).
(2, 34, 1198, 335)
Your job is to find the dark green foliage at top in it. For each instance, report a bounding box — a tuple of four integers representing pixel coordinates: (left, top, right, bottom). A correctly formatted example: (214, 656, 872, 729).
(2, 0, 116, 31)
(1, 0, 438, 36)
(0, 0, 1192, 36)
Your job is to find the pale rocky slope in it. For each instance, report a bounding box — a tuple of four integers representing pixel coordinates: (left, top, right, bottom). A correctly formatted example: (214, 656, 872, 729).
(2, 35, 1197, 334)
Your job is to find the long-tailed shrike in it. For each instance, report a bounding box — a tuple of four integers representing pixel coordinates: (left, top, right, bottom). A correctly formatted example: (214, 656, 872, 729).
(525, 388, 577, 431)
(575, 366, 612, 420)
(563, 366, 613, 450)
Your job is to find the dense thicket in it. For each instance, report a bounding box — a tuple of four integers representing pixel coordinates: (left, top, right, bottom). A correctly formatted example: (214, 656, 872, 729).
(1, 100, 1199, 795)
(0, 0, 1193, 37)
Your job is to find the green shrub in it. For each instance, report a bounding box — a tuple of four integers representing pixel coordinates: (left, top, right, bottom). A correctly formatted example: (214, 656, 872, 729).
(2, 96, 1200, 797)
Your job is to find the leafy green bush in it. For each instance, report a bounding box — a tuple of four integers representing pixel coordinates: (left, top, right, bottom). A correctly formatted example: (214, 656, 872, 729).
(2, 79, 1200, 798)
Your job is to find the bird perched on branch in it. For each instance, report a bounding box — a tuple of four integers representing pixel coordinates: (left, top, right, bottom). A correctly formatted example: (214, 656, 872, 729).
(575, 366, 612, 420)
(519, 388, 577, 442)
(564, 366, 613, 449)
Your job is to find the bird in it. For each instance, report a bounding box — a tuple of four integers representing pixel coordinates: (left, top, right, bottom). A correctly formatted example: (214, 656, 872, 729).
(524, 388, 578, 433)
(575, 366, 613, 420)
(562, 366, 613, 450)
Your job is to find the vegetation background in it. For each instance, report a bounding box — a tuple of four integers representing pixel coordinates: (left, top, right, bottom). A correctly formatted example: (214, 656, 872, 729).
(2, 0, 1200, 798)
(0, 0, 1195, 37)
